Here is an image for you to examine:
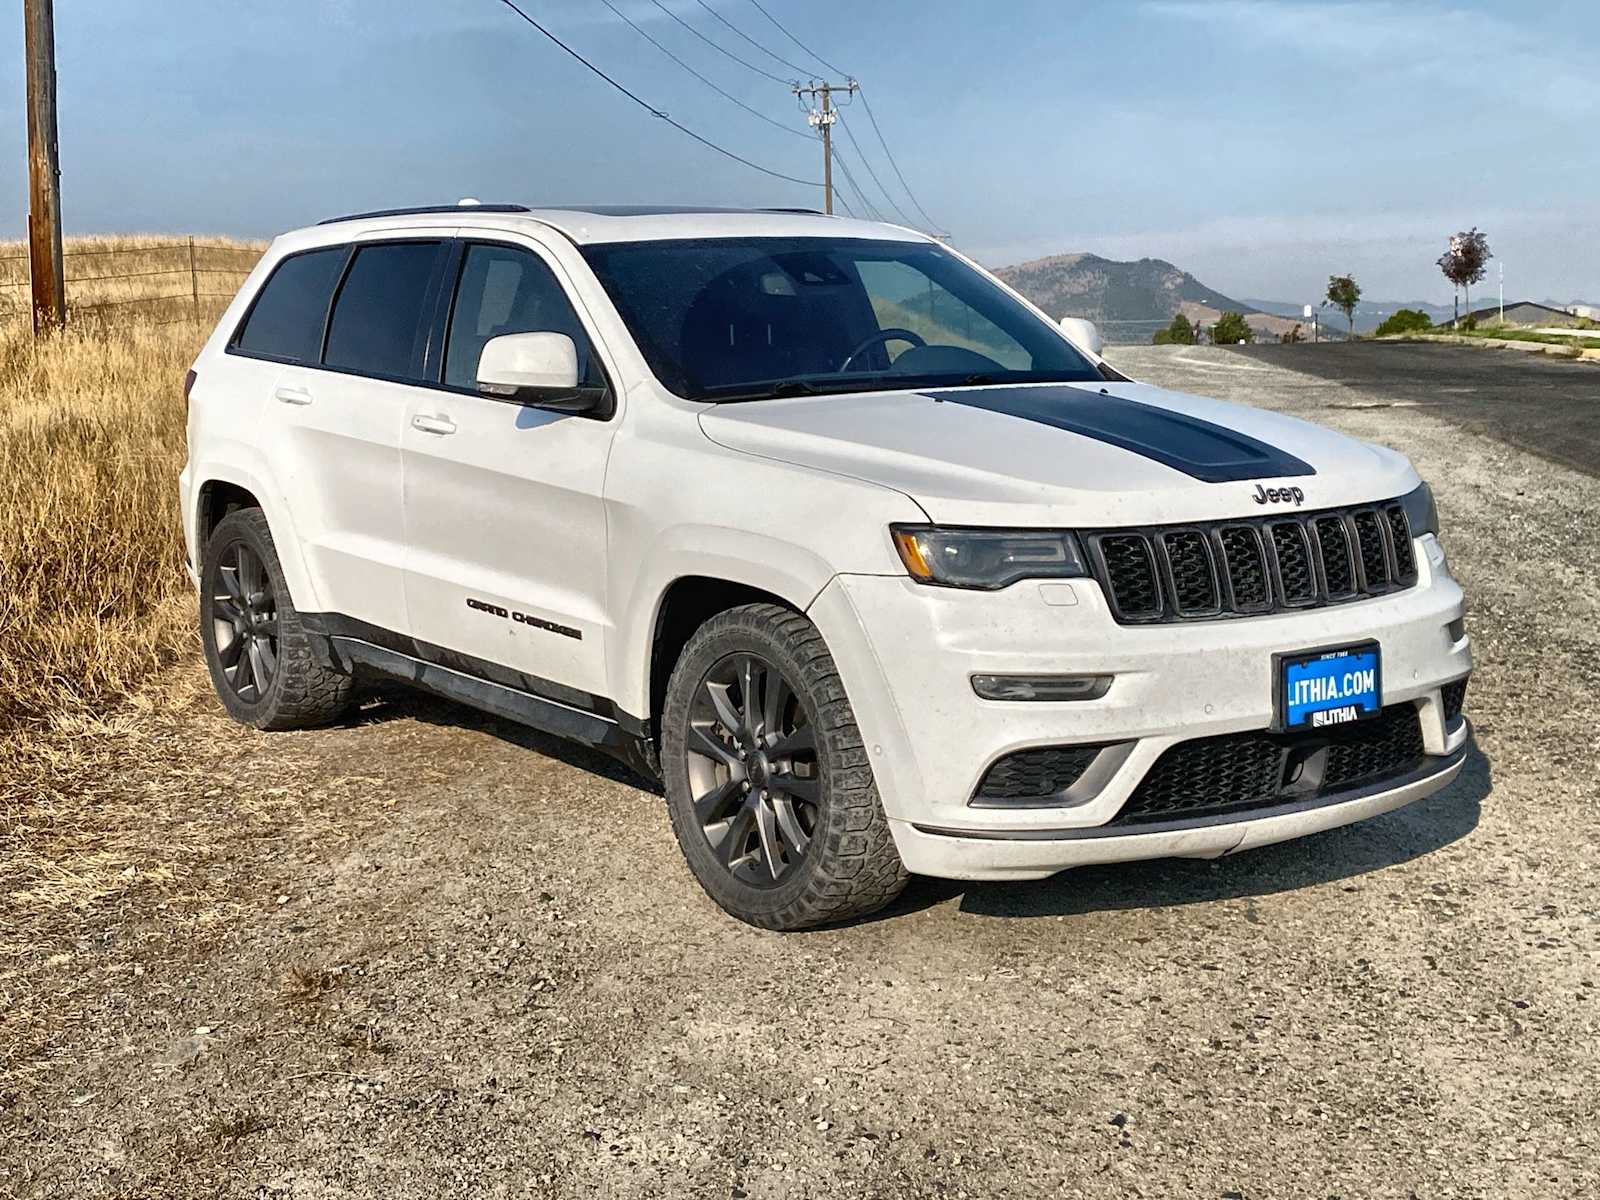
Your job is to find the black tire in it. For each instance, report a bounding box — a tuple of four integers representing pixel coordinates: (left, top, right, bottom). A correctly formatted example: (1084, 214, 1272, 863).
(199, 508, 354, 731)
(662, 603, 908, 930)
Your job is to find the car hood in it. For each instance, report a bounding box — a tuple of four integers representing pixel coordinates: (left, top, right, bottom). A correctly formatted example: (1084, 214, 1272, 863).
(697, 381, 1417, 527)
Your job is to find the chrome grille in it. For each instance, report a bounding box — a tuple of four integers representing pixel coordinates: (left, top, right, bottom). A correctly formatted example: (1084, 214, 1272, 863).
(1088, 500, 1418, 624)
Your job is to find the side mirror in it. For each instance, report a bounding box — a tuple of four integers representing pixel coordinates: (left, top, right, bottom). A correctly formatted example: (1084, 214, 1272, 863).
(477, 332, 606, 414)
(1058, 316, 1104, 357)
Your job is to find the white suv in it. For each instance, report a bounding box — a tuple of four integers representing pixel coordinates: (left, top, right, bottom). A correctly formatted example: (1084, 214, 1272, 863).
(180, 203, 1472, 929)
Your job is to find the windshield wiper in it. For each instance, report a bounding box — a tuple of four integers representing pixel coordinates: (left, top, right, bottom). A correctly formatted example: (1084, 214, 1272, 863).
(701, 379, 842, 404)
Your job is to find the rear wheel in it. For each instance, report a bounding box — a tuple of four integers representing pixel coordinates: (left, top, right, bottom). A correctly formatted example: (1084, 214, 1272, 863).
(662, 604, 908, 930)
(200, 509, 353, 730)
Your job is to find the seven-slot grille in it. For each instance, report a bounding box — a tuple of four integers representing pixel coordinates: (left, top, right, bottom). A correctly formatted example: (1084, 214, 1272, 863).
(1086, 500, 1417, 624)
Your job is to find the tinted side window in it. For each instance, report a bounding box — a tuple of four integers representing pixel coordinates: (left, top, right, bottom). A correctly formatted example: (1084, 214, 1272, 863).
(234, 248, 346, 363)
(324, 241, 444, 379)
(444, 244, 603, 390)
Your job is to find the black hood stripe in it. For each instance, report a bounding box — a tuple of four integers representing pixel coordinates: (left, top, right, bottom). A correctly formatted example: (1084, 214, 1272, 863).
(927, 385, 1315, 484)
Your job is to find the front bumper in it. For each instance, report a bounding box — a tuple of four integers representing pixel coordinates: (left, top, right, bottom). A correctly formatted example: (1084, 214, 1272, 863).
(810, 534, 1472, 880)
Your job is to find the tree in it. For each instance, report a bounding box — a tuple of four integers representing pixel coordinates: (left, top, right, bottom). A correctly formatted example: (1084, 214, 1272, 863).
(1437, 228, 1491, 326)
(1373, 308, 1433, 338)
(1212, 311, 1254, 344)
(1326, 275, 1361, 337)
(1152, 313, 1195, 345)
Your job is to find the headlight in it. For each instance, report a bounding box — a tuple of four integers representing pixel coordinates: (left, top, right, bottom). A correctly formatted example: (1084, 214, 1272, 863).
(891, 525, 1087, 590)
(1399, 482, 1438, 537)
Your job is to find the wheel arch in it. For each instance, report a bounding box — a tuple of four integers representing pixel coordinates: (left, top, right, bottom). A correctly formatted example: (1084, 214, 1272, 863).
(190, 465, 322, 612)
(642, 575, 803, 753)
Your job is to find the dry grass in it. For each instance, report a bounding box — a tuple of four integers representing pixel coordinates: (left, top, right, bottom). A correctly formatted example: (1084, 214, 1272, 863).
(0, 242, 267, 1093)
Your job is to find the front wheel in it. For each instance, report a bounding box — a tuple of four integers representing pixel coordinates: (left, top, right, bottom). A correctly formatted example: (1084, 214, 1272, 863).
(661, 604, 908, 930)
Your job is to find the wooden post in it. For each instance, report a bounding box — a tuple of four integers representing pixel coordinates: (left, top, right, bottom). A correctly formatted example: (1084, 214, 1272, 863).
(189, 237, 200, 323)
(23, 0, 66, 333)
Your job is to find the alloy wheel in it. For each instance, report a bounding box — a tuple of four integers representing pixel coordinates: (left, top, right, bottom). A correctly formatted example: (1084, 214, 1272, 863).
(685, 653, 820, 887)
(211, 541, 279, 704)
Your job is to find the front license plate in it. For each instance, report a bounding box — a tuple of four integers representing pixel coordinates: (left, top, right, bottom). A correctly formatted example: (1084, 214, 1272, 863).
(1276, 642, 1381, 731)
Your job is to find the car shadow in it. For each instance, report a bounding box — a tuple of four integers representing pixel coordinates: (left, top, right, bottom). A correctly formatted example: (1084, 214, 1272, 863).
(339, 684, 1490, 924)
(343, 683, 658, 791)
(875, 743, 1492, 922)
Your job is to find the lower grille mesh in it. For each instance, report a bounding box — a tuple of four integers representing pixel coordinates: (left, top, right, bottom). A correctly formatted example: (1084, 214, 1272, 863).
(975, 745, 1105, 805)
(1441, 677, 1469, 723)
(1113, 705, 1428, 826)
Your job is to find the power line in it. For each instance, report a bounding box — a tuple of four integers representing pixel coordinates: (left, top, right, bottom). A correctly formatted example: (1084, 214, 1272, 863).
(647, 0, 791, 86)
(834, 108, 916, 227)
(723, 0, 945, 234)
(597, 0, 809, 142)
(856, 86, 942, 232)
(828, 145, 882, 222)
(490, 0, 819, 188)
(692, 0, 809, 79)
(744, 0, 848, 78)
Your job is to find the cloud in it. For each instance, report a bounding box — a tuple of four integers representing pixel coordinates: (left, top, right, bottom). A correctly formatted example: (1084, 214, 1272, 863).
(1143, 0, 1596, 118)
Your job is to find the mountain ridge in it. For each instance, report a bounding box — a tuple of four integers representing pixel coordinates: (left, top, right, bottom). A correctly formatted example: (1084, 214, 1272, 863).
(995, 252, 1307, 342)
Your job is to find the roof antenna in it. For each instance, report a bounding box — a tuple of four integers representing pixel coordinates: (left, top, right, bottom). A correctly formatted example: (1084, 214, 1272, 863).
(457, 197, 482, 207)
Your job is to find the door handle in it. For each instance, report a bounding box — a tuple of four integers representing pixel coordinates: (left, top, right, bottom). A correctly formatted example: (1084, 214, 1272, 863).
(274, 385, 314, 406)
(411, 413, 457, 436)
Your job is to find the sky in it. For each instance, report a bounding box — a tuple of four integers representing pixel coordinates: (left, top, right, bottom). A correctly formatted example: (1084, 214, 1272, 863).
(1, 0, 1595, 304)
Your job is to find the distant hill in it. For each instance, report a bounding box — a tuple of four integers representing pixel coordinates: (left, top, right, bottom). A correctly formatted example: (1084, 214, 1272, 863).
(995, 253, 1309, 343)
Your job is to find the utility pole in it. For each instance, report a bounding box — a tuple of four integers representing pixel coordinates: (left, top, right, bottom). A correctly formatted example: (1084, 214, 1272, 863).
(23, 0, 66, 333)
(793, 79, 857, 215)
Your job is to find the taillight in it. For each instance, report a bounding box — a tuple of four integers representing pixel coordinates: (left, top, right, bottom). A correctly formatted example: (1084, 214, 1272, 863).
(184, 369, 197, 403)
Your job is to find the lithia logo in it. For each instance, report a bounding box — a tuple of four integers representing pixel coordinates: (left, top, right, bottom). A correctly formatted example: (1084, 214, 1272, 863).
(1252, 483, 1306, 506)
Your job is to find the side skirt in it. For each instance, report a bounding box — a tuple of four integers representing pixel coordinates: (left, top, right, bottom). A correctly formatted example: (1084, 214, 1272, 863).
(302, 613, 661, 783)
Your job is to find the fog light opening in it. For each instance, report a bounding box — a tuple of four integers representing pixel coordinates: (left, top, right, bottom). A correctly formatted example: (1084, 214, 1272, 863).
(970, 674, 1113, 702)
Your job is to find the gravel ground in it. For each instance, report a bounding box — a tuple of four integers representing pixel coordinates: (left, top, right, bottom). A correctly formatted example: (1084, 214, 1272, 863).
(3, 345, 1597, 1198)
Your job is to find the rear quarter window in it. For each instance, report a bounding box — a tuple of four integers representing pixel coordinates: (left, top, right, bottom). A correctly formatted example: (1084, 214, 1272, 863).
(232, 247, 347, 363)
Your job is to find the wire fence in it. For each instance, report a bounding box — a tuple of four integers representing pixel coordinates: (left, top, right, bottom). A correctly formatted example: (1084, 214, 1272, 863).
(0, 238, 264, 331)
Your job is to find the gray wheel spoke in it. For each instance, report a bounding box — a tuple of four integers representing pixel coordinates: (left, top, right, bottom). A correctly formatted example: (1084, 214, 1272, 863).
(762, 672, 790, 744)
(693, 777, 743, 825)
(753, 796, 782, 881)
(772, 794, 811, 856)
(218, 633, 245, 668)
(237, 550, 260, 599)
(705, 682, 743, 741)
(219, 564, 244, 602)
(739, 657, 762, 741)
(768, 723, 815, 759)
(213, 596, 244, 624)
(235, 639, 256, 696)
(715, 806, 757, 869)
(771, 771, 819, 805)
(253, 636, 277, 681)
(247, 640, 269, 691)
(689, 725, 739, 770)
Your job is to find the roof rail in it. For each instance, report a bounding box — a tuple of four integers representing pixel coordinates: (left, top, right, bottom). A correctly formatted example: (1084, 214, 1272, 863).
(758, 207, 828, 216)
(317, 203, 532, 226)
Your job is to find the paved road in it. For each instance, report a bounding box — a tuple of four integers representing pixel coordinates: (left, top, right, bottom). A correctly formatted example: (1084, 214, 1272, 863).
(1228, 341, 1600, 478)
(8, 349, 1599, 1198)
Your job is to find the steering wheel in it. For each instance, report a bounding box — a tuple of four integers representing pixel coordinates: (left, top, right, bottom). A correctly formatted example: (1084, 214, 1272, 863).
(838, 327, 926, 373)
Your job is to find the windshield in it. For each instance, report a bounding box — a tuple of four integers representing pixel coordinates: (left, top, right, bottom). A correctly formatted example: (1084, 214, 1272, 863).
(580, 237, 1101, 402)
